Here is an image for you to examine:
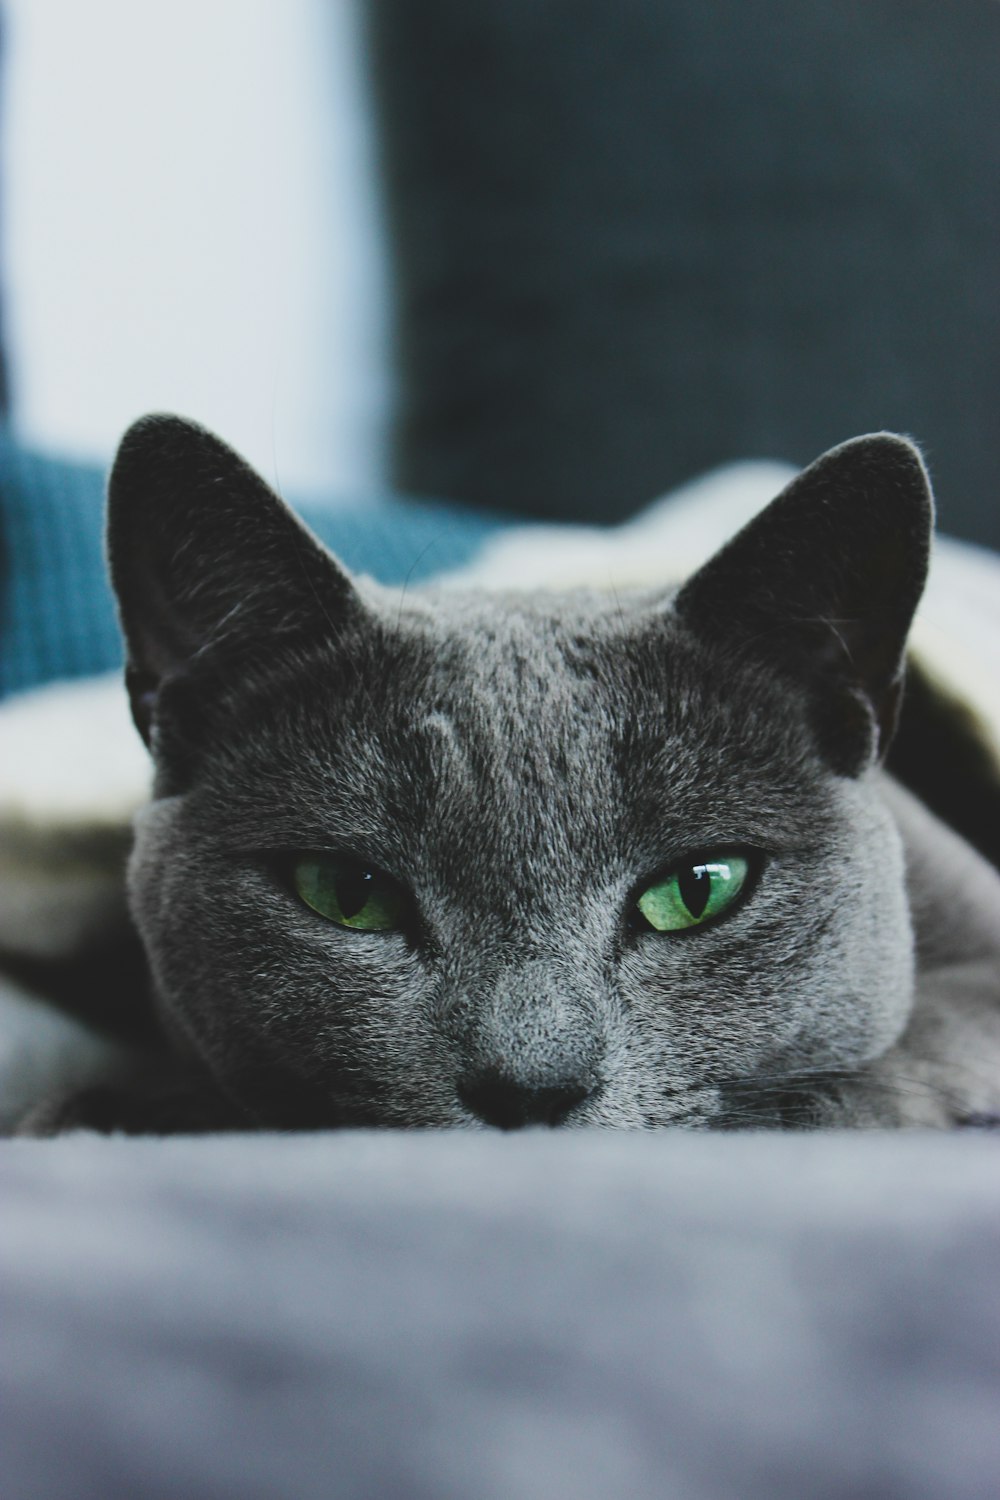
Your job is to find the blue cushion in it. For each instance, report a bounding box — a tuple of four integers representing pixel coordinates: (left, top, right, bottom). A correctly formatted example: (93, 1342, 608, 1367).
(0, 433, 509, 697)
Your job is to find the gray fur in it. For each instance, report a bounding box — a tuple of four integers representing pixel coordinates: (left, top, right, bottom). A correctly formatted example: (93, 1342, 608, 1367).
(93, 416, 1000, 1132)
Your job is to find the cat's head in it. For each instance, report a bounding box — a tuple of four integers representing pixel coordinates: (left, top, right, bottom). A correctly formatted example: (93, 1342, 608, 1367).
(108, 416, 932, 1128)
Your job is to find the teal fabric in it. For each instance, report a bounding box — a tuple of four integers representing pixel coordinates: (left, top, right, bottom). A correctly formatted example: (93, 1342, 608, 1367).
(0, 433, 510, 698)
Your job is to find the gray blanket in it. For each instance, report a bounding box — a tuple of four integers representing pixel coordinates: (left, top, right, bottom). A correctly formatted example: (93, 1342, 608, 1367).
(2, 1130, 998, 1499)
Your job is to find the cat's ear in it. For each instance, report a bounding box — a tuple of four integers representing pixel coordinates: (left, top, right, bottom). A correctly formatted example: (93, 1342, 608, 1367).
(107, 414, 364, 746)
(673, 433, 933, 775)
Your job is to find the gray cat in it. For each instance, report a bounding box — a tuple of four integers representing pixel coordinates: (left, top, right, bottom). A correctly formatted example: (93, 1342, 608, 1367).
(29, 416, 1000, 1132)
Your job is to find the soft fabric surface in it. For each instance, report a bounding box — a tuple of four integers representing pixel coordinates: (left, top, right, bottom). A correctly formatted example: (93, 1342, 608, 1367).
(2, 1130, 998, 1500)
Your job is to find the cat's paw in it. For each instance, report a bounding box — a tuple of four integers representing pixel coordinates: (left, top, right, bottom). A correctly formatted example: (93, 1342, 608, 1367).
(15, 1065, 245, 1137)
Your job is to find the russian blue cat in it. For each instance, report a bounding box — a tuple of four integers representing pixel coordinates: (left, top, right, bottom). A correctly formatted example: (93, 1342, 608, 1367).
(29, 416, 1000, 1132)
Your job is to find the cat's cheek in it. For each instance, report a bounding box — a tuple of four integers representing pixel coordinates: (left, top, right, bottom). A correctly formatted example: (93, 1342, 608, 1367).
(223, 939, 449, 1126)
(618, 834, 915, 1094)
(128, 810, 458, 1126)
(812, 780, 917, 1066)
(620, 937, 788, 1085)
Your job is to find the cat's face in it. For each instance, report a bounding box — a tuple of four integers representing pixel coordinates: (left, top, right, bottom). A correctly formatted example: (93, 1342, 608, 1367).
(108, 418, 933, 1129)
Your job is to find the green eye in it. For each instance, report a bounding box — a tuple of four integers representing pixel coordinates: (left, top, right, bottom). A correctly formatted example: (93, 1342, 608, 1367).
(292, 855, 406, 932)
(636, 855, 751, 933)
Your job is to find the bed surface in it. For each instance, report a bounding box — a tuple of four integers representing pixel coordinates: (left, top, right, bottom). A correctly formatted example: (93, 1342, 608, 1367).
(2, 1129, 998, 1500)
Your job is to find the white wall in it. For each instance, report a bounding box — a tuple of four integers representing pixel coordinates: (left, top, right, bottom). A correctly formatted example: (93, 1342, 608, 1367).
(1, 0, 389, 495)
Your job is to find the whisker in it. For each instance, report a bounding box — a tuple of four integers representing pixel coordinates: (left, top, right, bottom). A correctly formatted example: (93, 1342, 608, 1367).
(705, 1053, 997, 1130)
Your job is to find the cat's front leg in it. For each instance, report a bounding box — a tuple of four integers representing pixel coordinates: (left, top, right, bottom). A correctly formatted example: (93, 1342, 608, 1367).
(15, 1059, 247, 1137)
(873, 777, 1000, 1128)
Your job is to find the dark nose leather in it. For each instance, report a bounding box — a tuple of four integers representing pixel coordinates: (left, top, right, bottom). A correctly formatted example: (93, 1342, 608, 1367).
(457, 1069, 593, 1130)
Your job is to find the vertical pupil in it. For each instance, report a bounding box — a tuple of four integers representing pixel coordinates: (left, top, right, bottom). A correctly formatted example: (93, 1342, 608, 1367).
(678, 864, 711, 919)
(333, 869, 373, 919)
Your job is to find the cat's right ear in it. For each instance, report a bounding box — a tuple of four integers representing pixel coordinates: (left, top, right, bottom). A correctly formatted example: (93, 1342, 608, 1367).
(673, 433, 933, 776)
(107, 414, 364, 747)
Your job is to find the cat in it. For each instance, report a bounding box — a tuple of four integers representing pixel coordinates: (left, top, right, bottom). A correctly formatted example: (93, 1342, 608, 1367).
(23, 415, 1000, 1133)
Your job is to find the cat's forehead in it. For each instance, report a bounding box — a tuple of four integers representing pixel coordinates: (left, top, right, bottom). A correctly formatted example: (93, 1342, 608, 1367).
(262, 579, 809, 772)
(377, 580, 671, 648)
(193, 578, 830, 877)
(382, 582, 677, 687)
(328, 586, 812, 809)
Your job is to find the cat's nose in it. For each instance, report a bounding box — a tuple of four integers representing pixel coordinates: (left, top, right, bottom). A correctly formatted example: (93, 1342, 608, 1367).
(457, 1068, 594, 1130)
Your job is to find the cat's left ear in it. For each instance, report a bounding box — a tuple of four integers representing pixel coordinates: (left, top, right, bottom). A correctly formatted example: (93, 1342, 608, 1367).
(107, 414, 367, 746)
(674, 433, 933, 775)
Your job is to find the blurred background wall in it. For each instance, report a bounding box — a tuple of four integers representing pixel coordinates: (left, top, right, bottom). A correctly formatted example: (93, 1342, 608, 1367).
(0, 0, 388, 496)
(1, 1, 997, 542)
(367, 0, 1000, 543)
